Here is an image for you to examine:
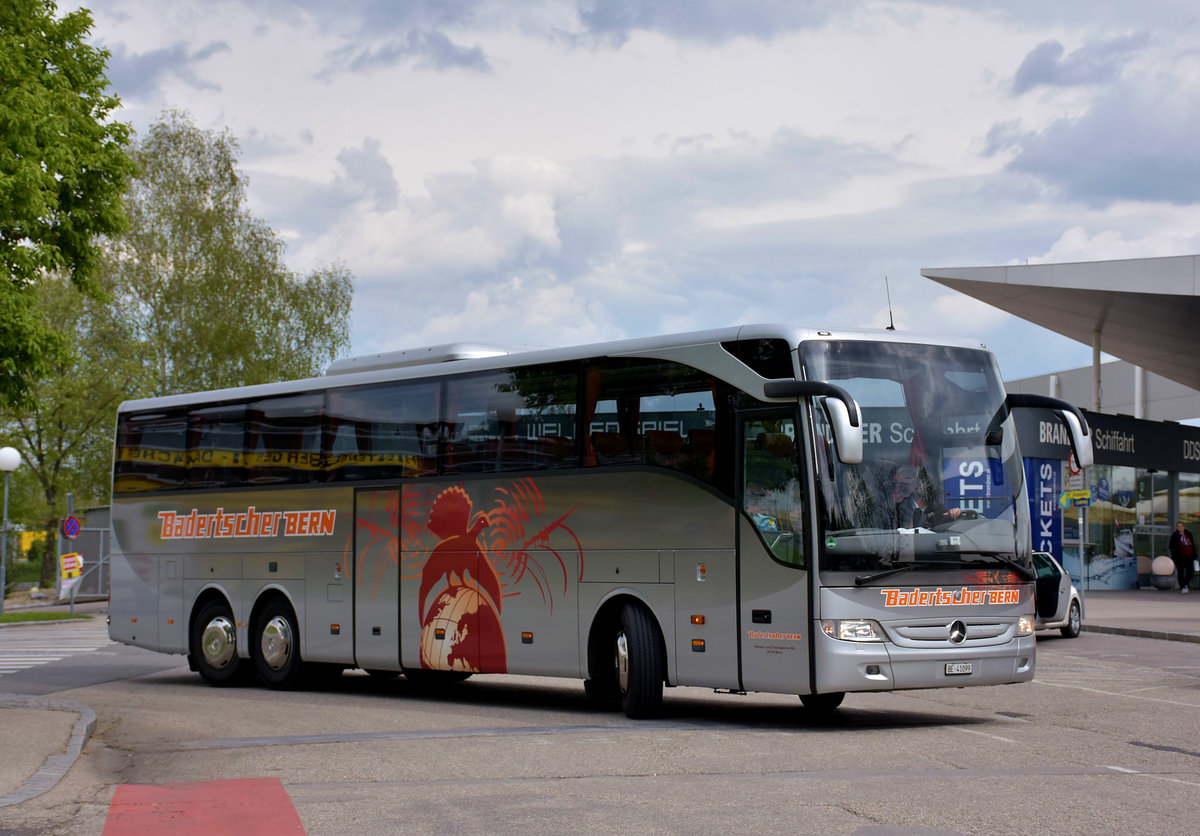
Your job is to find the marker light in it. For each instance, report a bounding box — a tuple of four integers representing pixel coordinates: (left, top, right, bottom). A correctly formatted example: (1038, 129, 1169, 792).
(821, 619, 886, 642)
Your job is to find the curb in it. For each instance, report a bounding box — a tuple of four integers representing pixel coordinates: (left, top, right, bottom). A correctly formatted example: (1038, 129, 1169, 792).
(0, 694, 97, 808)
(0, 616, 103, 629)
(1083, 624, 1200, 644)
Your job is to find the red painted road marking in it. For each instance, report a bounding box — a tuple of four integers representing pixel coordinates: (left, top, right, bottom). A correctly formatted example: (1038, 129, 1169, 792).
(103, 777, 304, 835)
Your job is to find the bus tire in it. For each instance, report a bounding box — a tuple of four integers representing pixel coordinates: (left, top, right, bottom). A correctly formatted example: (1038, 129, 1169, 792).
(191, 600, 247, 686)
(800, 692, 845, 712)
(252, 599, 305, 690)
(584, 617, 620, 708)
(616, 603, 665, 719)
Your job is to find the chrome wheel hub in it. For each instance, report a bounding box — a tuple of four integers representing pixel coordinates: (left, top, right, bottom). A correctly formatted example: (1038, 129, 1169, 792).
(615, 630, 629, 694)
(201, 616, 237, 670)
(260, 615, 293, 671)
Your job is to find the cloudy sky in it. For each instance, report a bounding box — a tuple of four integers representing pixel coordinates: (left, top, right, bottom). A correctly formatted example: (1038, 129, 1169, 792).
(68, 0, 1200, 379)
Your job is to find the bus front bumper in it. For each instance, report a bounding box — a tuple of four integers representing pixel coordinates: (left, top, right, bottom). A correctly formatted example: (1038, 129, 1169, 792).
(814, 631, 1036, 694)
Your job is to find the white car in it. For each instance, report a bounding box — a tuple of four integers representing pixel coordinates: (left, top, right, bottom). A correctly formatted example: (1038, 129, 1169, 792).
(1032, 551, 1082, 638)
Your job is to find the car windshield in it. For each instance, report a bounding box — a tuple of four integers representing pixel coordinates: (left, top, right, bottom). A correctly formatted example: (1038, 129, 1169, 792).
(801, 340, 1027, 582)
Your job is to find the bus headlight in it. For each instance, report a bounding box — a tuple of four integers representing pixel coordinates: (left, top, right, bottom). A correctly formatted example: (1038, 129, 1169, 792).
(821, 619, 887, 642)
(1015, 614, 1035, 637)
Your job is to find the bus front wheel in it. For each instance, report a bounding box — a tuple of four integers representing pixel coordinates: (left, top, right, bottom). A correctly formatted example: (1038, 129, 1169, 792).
(800, 692, 845, 712)
(191, 600, 247, 686)
(252, 599, 305, 689)
(614, 603, 665, 719)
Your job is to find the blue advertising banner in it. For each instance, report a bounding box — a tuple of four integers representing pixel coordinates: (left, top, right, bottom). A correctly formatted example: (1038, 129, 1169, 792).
(943, 453, 1007, 519)
(1026, 458, 1061, 558)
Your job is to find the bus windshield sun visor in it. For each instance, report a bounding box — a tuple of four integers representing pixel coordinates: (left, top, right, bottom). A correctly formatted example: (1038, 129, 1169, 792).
(763, 379, 863, 465)
(1005, 393, 1094, 470)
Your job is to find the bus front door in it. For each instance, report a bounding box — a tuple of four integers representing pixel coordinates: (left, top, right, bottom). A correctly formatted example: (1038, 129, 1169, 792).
(737, 414, 812, 694)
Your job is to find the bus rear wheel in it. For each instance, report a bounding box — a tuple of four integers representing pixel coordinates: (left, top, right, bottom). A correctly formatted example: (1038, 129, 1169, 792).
(614, 603, 665, 719)
(191, 600, 247, 686)
(252, 599, 305, 689)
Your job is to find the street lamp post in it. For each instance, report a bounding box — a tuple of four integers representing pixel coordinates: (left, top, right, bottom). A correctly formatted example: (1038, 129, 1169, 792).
(0, 446, 21, 617)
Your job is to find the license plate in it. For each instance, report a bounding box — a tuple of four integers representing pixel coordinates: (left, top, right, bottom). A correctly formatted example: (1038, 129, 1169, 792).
(945, 662, 973, 675)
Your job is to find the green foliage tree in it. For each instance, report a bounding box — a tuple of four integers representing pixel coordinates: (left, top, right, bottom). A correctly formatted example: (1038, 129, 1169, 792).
(0, 0, 135, 407)
(1, 110, 354, 587)
(1, 269, 145, 584)
(113, 110, 353, 396)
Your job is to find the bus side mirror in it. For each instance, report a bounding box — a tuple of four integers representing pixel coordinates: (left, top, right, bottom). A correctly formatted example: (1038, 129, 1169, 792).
(763, 380, 864, 465)
(1006, 393, 1094, 470)
(1056, 408, 1093, 470)
(821, 396, 864, 465)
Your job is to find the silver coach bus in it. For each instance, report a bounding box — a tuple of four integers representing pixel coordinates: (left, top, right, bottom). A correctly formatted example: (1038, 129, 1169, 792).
(108, 324, 1092, 718)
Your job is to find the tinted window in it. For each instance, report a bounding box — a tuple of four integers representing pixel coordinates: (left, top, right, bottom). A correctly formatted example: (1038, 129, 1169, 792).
(326, 381, 439, 480)
(245, 394, 324, 485)
(188, 405, 246, 488)
(443, 364, 578, 474)
(114, 410, 189, 493)
(723, 338, 794, 379)
(584, 358, 718, 482)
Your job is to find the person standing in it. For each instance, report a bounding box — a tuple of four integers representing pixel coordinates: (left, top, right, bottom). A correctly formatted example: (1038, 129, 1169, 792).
(1168, 520, 1197, 593)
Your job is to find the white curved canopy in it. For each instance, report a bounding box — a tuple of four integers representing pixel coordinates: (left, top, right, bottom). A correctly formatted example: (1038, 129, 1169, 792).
(922, 256, 1200, 391)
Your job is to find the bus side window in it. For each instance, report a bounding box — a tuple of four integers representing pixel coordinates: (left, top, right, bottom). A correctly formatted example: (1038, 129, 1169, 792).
(326, 381, 439, 480)
(443, 365, 579, 475)
(583, 357, 717, 484)
(188, 405, 246, 489)
(245, 394, 324, 485)
(743, 420, 805, 568)
(114, 409, 189, 493)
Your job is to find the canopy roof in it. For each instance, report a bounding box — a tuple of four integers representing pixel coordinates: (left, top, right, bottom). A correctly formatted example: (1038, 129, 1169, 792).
(922, 256, 1200, 391)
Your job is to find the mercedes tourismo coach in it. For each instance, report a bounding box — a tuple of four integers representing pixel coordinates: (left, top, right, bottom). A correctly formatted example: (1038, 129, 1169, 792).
(108, 324, 1093, 718)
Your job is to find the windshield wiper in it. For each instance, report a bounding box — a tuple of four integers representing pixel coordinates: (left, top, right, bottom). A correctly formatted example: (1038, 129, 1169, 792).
(955, 552, 1037, 582)
(854, 552, 1036, 585)
(855, 561, 948, 586)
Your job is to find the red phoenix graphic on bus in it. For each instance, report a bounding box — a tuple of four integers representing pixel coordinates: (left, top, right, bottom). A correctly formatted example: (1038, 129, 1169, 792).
(417, 486, 506, 672)
(379, 477, 583, 674)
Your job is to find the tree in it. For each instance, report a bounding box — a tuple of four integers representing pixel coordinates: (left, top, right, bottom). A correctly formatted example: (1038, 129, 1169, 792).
(0, 0, 135, 407)
(111, 110, 353, 395)
(2, 268, 145, 585)
(0, 110, 353, 585)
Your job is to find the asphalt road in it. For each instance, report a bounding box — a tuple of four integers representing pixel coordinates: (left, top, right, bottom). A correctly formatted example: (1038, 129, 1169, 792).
(3, 627, 1200, 835)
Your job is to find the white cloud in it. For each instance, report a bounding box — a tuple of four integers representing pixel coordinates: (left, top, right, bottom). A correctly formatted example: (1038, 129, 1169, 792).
(63, 0, 1200, 384)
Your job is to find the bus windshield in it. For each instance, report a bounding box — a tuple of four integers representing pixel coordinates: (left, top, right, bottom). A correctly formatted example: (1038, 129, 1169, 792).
(801, 340, 1026, 582)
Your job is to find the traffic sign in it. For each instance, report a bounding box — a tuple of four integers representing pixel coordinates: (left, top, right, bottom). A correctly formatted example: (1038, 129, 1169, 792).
(1059, 489, 1092, 509)
(63, 515, 80, 539)
(60, 551, 83, 578)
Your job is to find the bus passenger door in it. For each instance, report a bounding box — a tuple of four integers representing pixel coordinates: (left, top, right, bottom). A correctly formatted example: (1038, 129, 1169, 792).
(354, 488, 402, 672)
(738, 413, 812, 694)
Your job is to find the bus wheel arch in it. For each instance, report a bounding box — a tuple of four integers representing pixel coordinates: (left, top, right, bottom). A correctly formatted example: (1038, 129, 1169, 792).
(189, 592, 247, 686)
(250, 591, 305, 690)
(585, 595, 666, 718)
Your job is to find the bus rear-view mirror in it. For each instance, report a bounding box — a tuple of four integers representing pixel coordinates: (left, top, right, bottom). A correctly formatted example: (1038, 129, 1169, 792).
(763, 380, 864, 465)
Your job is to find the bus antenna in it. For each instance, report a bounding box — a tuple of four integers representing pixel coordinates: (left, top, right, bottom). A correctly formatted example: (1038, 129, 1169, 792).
(884, 276, 896, 330)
